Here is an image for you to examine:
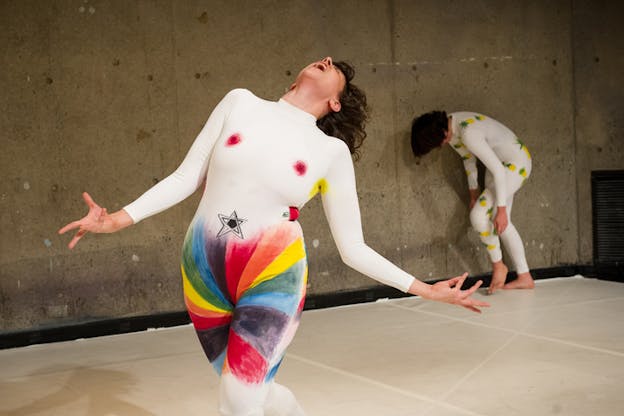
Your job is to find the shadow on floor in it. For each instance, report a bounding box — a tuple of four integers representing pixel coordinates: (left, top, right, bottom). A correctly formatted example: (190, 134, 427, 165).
(1, 366, 156, 415)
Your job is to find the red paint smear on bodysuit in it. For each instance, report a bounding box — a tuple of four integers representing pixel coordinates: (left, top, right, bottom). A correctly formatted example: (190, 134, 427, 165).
(187, 309, 232, 331)
(226, 134, 241, 146)
(227, 330, 267, 384)
(225, 235, 260, 302)
(293, 160, 307, 176)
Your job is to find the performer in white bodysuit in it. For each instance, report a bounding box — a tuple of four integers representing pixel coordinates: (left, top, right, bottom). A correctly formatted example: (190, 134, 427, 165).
(411, 111, 535, 294)
(60, 58, 488, 416)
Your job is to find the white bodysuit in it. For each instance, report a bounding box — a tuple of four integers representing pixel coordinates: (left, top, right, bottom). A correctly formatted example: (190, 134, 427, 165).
(123, 89, 417, 415)
(449, 112, 532, 273)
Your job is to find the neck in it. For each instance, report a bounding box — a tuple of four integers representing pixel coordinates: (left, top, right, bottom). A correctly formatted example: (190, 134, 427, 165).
(281, 86, 329, 120)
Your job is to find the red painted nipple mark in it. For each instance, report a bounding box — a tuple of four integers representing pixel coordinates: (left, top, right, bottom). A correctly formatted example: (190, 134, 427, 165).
(289, 206, 299, 221)
(226, 134, 241, 146)
(293, 160, 307, 176)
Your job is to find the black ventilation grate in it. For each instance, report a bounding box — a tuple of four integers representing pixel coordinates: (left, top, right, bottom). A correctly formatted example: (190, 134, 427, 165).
(592, 170, 624, 265)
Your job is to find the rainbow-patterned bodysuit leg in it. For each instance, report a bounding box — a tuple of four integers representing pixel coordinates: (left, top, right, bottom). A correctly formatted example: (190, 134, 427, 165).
(449, 112, 532, 273)
(182, 217, 306, 385)
(124, 89, 417, 415)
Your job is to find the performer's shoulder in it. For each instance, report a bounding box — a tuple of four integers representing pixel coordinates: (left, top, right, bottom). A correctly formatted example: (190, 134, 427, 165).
(321, 135, 352, 162)
(223, 88, 256, 101)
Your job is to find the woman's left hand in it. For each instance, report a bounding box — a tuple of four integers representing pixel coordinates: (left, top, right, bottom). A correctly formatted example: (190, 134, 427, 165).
(426, 273, 490, 313)
(494, 206, 508, 234)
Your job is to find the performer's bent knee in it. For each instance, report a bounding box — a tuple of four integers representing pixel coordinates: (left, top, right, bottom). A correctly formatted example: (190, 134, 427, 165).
(469, 208, 489, 232)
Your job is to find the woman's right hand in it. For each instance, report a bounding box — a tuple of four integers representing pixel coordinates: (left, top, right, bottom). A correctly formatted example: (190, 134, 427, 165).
(58, 192, 132, 249)
(425, 273, 490, 313)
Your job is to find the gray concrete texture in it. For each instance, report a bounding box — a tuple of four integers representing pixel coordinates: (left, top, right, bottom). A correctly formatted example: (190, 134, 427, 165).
(1, 0, 622, 332)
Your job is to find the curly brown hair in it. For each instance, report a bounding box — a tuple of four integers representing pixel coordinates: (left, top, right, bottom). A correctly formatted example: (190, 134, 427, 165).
(316, 61, 369, 160)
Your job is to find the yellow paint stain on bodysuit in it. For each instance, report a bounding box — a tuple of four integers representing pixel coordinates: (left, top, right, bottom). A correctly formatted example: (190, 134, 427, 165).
(309, 179, 328, 198)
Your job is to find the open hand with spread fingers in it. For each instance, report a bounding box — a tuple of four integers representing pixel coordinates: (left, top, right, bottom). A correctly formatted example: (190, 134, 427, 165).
(426, 273, 490, 313)
(58, 192, 133, 249)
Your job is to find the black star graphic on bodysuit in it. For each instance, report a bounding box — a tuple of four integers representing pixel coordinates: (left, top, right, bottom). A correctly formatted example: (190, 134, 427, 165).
(216, 210, 246, 239)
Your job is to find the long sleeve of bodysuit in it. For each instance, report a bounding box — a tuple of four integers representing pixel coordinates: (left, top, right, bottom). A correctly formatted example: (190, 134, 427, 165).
(124, 89, 417, 293)
(321, 141, 416, 293)
(452, 141, 479, 190)
(462, 127, 507, 207)
(123, 90, 240, 223)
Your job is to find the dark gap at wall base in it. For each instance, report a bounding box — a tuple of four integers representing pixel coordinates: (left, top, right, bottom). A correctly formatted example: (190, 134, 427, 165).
(0, 312, 192, 351)
(304, 264, 586, 310)
(1, 265, 620, 350)
(586, 264, 624, 282)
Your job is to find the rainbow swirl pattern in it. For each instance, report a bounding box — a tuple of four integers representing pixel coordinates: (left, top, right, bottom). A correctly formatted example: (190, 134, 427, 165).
(181, 220, 307, 385)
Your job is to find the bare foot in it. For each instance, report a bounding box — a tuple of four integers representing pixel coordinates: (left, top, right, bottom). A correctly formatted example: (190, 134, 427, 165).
(488, 262, 508, 295)
(503, 272, 535, 290)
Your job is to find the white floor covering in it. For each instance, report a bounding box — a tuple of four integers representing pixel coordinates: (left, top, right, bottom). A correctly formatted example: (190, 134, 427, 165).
(1, 276, 623, 415)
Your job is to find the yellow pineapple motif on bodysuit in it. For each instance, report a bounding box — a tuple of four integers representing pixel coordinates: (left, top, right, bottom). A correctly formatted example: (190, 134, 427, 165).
(448, 111, 532, 275)
(460, 119, 475, 128)
(503, 162, 517, 171)
(460, 114, 486, 129)
(449, 131, 475, 180)
(517, 138, 531, 160)
(458, 114, 486, 179)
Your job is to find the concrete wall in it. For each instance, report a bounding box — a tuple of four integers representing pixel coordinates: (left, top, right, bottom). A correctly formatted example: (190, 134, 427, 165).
(1, 0, 622, 332)
(572, 0, 624, 263)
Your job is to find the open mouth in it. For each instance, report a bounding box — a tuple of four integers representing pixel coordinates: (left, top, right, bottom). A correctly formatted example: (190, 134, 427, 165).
(313, 62, 327, 71)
